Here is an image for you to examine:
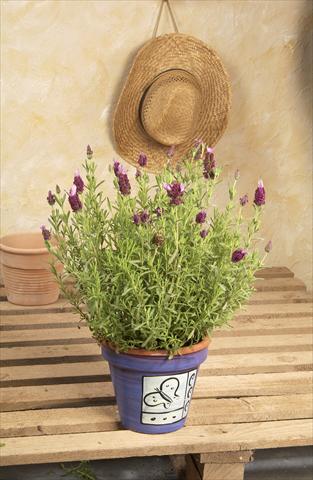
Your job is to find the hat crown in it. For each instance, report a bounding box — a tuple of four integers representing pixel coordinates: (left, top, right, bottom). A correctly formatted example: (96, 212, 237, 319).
(140, 70, 201, 147)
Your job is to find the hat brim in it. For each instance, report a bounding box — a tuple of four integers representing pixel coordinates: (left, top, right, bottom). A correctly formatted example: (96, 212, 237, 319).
(113, 33, 231, 173)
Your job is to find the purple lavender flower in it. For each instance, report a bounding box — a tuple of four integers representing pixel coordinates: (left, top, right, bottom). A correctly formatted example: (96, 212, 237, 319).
(133, 213, 141, 225)
(167, 145, 175, 158)
(265, 240, 272, 253)
(135, 168, 142, 179)
(140, 210, 150, 224)
(40, 225, 51, 241)
(73, 170, 84, 193)
(254, 179, 266, 206)
(47, 190, 55, 206)
(154, 207, 163, 217)
(163, 182, 185, 205)
(86, 145, 93, 159)
(113, 159, 126, 177)
(231, 248, 247, 263)
(194, 139, 202, 148)
(68, 184, 82, 212)
(196, 211, 207, 224)
(118, 173, 131, 196)
(170, 196, 183, 205)
(138, 153, 147, 167)
(240, 194, 249, 206)
(200, 229, 208, 239)
(203, 148, 216, 179)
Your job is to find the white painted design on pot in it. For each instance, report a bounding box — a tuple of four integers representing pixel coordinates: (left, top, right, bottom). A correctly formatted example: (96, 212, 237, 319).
(141, 369, 197, 425)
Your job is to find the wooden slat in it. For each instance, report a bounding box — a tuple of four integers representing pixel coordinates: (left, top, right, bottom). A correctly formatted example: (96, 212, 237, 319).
(201, 463, 245, 480)
(1, 328, 311, 365)
(1, 322, 312, 345)
(253, 277, 306, 292)
(0, 342, 101, 362)
(248, 291, 312, 305)
(237, 302, 312, 318)
(0, 300, 312, 322)
(1, 323, 311, 349)
(0, 299, 72, 315)
(1, 419, 312, 466)
(199, 451, 253, 464)
(1, 310, 311, 336)
(0, 312, 79, 328)
(1, 314, 312, 363)
(1, 349, 312, 387)
(1, 393, 311, 438)
(0, 326, 91, 343)
(1, 371, 311, 412)
(200, 351, 313, 375)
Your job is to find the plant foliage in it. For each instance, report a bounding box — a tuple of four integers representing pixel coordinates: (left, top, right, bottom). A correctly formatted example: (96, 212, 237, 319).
(45, 143, 269, 354)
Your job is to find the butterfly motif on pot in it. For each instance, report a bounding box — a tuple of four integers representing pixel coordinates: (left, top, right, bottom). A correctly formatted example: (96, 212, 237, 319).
(143, 377, 180, 409)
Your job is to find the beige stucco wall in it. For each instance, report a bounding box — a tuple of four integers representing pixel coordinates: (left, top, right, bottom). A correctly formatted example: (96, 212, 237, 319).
(1, 0, 312, 288)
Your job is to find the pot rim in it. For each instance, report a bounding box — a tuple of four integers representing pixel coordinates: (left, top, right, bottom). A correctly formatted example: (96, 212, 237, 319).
(0, 232, 50, 256)
(102, 336, 210, 357)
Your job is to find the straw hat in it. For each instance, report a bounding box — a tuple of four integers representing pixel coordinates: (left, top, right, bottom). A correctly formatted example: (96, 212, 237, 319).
(113, 33, 231, 173)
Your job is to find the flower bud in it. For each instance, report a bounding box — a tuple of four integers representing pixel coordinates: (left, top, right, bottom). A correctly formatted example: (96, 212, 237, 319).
(138, 153, 147, 167)
(40, 225, 51, 241)
(86, 145, 93, 159)
(74, 170, 84, 193)
(140, 210, 150, 224)
(47, 190, 56, 206)
(231, 248, 247, 263)
(265, 240, 272, 253)
(240, 194, 248, 206)
(254, 179, 266, 206)
(133, 213, 141, 225)
(196, 211, 206, 224)
(118, 173, 131, 196)
(68, 184, 82, 212)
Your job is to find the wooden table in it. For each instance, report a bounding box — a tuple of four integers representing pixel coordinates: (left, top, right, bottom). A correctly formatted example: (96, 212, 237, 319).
(0, 267, 312, 480)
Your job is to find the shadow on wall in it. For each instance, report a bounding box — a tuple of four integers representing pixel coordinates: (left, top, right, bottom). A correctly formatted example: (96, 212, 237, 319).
(297, 0, 313, 122)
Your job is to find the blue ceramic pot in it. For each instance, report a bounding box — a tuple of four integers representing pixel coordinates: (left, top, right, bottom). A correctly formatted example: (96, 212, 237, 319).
(102, 340, 209, 434)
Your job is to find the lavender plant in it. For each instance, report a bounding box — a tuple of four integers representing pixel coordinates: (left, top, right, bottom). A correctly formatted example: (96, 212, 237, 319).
(43, 143, 270, 353)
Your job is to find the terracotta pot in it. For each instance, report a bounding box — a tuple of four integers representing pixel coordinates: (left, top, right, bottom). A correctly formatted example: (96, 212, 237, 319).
(102, 337, 210, 434)
(0, 232, 60, 306)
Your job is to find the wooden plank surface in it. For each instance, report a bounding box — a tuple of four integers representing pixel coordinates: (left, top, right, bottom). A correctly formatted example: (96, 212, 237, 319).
(1, 393, 311, 438)
(0, 266, 312, 467)
(253, 277, 306, 292)
(1, 419, 312, 466)
(1, 371, 311, 412)
(248, 290, 312, 305)
(1, 349, 312, 387)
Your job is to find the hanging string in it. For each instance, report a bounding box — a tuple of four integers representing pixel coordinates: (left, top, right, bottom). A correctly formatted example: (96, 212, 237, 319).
(152, 0, 179, 38)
